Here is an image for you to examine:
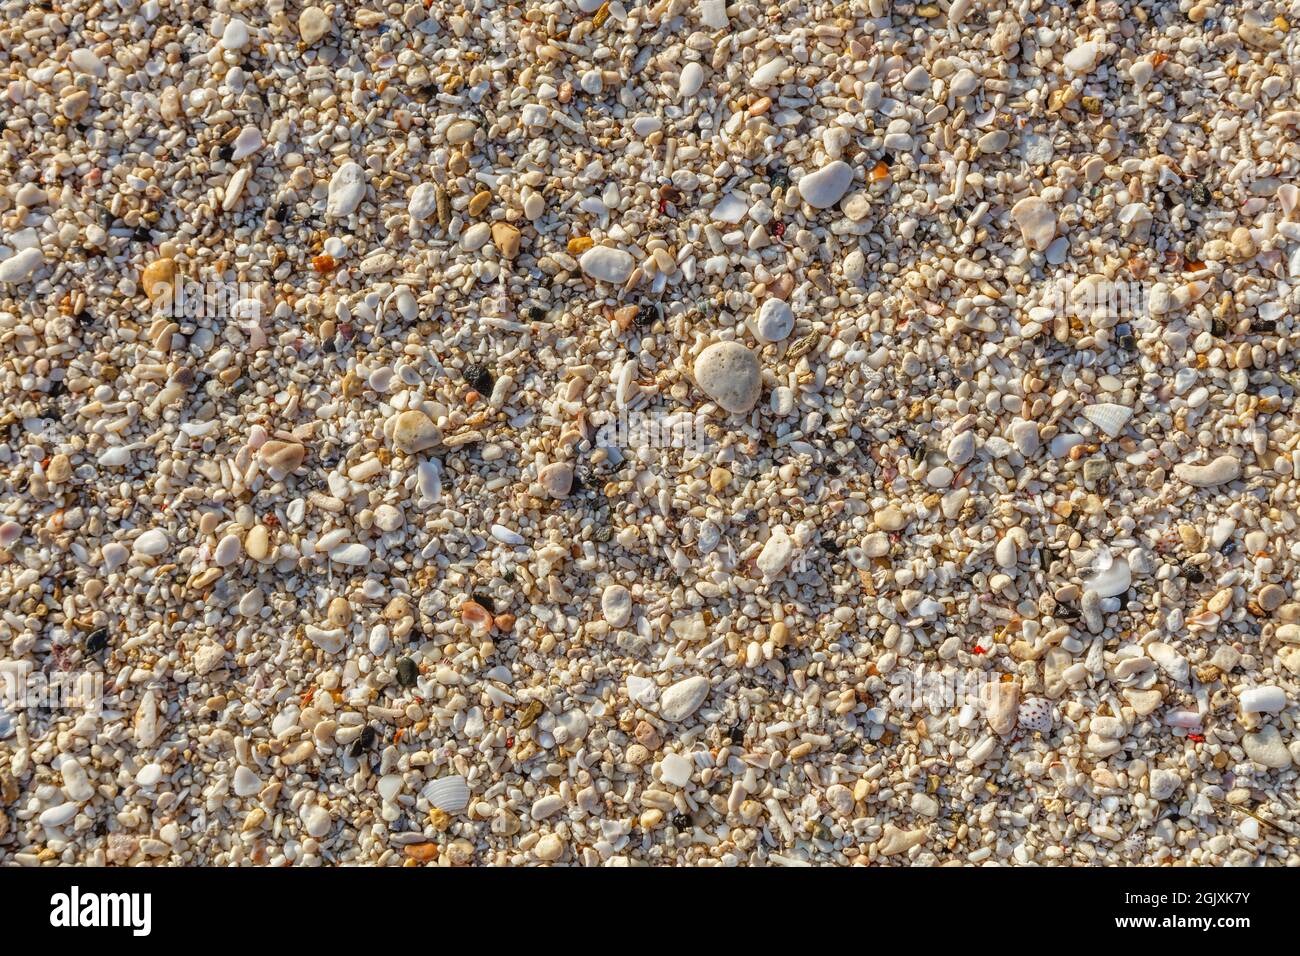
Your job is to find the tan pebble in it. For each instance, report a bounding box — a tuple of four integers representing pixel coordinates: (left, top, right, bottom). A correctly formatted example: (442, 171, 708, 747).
(491, 221, 521, 259)
(245, 524, 270, 561)
(1258, 584, 1285, 612)
(142, 257, 177, 302)
(327, 596, 352, 627)
(46, 454, 71, 484)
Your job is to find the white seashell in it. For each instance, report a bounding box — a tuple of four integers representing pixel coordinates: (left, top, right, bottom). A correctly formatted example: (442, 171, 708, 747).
(1083, 402, 1132, 438)
(1083, 555, 1130, 598)
(711, 192, 748, 224)
(231, 125, 263, 160)
(422, 774, 470, 814)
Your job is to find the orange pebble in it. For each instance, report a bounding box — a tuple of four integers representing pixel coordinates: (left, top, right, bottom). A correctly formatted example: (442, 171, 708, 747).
(404, 843, 438, 862)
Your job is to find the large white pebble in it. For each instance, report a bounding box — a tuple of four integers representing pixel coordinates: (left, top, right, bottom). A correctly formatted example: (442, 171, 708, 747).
(798, 161, 854, 209)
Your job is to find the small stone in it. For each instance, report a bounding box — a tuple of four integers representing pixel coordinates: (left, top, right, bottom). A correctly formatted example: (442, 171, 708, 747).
(660, 752, 693, 787)
(298, 5, 330, 44)
(1243, 725, 1292, 769)
(302, 805, 331, 838)
(874, 505, 907, 532)
(946, 431, 976, 467)
(659, 675, 710, 722)
(408, 183, 438, 222)
(0, 247, 44, 284)
(754, 299, 795, 343)
(1083, 457, 1111, 482)
(1258, 584, 1286, 612)
(391, 410, 442, 454)
(192, 639, 225, 676)
(259, 440, 306, 478)
(756, 526, 795, 579)
(534, 833, 565, 861)
(491, 222, 522, 258)
(602, 584, 632, 627)
(46, 454, 71, 484)
(579, 245, 635, 283)
(326, 162, 366, 218)
(798, 160, 854, 209)
(1064, 40, 1101, 74)
(980, 680, 1019, 735)
(1011, 196, 1057, 251)
(539, 462, 574, 498)
(141, 257, 176, 301)
(245, 525, 270, 561)
(679, 62, 704, 98)
(1148, 769, 1181, 800)
(1174, 455, 1241, 488)
(693, 341, 762, 414)
(221, 18, 250, 50)
(133, 528, 169, 557)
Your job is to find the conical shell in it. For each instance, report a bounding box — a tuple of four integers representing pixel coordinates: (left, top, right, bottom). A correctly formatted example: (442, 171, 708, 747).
(422, 774, 470, 814)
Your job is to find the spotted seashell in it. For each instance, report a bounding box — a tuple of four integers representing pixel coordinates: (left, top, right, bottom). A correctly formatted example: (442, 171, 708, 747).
(1017, 697, 1054, 734)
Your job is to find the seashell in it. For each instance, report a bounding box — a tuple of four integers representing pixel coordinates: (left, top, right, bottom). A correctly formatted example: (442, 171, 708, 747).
(460, 599, 492, 634)
(422, 774, 470, 814)
(1017, 697, 1053, 733)
(1082, 554, 1130, 598)
(1082, 402, 1132, 438)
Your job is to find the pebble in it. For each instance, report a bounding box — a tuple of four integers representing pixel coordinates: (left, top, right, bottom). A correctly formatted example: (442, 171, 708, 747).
(1174, 455, 1241, 487)
(693, 341, 762, 414)
(0, 247, 44, 283)
(602, 584, 632, 627)
(1243, 725, 1292, 769)
(1010, 196, 1057, 251)
(1148, 769, 1180, 800)
(391, 410, 442, 454)
(298, 6, 330, 44)
(221, 18, 250, 50)
(579, 246, 634, 283)
(133, 529, 169, 557)
(754, 299, 795, 343)
(408, 183, 438, 222)
(539, 462, 574, 498)
(326, 162, 366, 218)
(797, 160, 854, 209)
(658, 676, 709, 722)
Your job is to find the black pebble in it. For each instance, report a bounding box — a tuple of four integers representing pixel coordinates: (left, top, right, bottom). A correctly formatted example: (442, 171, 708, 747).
(673, 813, 691, 830)
(1183, 565, 1205, 584)
(463, 362, 493, 393)
(396, 657, 418, 687)
(471, 592, 496, 613)
(1220, 540, 1237, 556)
(217, 143, 234, 162)
(528, 305, 547, 321)
(85, 627, 109, 654)
(349, 725, 378, 758)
